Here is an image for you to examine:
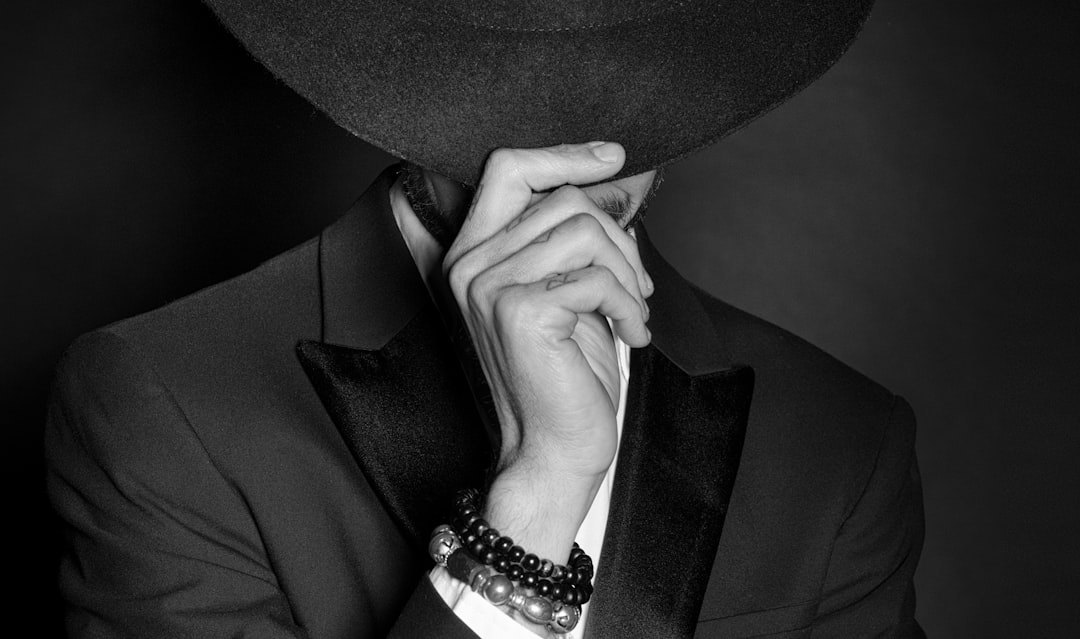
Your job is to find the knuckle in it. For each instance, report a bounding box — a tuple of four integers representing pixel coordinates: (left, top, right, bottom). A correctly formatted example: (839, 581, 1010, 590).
(486, 148, 520, 178)
(550, 184, 580, 199)
(491, 288, 528, 325)
(448, 257, 479, 304)
(550, 184, 589, 207)
(465, 271, 492, 311)
(590, 264, 618, 286)
(565, 212, 602, 237)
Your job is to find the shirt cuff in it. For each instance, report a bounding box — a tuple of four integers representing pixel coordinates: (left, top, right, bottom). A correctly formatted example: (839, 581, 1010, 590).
(429, 567, 556, 639)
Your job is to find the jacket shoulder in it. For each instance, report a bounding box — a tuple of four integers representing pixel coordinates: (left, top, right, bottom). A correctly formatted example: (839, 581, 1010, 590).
(106, 235, 322, 353)
(694, 284, 924, 630)
(56, 236, 328, 463)
(690, 284, 911, 515)
(692, 284, 893, 407)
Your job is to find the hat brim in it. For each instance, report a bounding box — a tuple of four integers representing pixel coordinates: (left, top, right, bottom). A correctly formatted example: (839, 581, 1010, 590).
(206, 0, 874, 185)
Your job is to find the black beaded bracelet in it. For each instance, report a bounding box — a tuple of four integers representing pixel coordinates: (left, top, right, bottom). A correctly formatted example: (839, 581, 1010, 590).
(428, 531, 580, 635)
(451, 488, 595, 605)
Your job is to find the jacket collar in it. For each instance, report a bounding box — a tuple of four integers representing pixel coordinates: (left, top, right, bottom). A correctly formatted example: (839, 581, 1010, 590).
(319, 167, 430, 350)
(299, 169, 752, 638)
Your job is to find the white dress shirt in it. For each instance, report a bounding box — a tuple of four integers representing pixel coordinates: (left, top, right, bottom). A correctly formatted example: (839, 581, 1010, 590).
(389, 180, 631, 639)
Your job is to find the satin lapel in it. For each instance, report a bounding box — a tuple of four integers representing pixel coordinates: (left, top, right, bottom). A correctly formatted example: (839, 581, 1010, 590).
(586, 228, 754, 639)
(296, 167, 492, 556)
(295, 175, 753, 631)
(297, 309, 492, 556)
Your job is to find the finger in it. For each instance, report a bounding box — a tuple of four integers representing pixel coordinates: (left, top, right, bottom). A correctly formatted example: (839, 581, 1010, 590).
(453, 143, 626, 254)
(489, 185, 652, 303)
(497, 266, 651, 348)
(471, 213, 647, 321)
(522, 186, 651, 301)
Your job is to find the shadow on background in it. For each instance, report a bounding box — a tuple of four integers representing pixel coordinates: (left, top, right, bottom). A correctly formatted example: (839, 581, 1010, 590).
(3, 1, 1077, 637)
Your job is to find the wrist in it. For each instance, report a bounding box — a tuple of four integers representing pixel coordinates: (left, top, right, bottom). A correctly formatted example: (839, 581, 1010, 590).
(483, 464, 602, 563)
(432, 486, 596, 636)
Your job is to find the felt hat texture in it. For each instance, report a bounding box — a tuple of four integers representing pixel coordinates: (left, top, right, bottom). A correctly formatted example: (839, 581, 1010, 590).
(206, 0, 874, 185)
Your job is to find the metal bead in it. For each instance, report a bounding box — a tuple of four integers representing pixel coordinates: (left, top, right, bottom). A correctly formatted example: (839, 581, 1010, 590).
(507, 589, 526, 609)
(521, 553, 540, 571)
(549, 601, 581, 633)
(520, 595, 555, 625)
(469, 571, 490, 593)
(483, 574, 514, 606)
(508, 545, 526, 562)
(428, 529, 460, 565)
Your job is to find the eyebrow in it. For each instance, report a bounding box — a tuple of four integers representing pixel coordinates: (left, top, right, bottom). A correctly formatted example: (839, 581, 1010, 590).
(596, 191, 635, 222)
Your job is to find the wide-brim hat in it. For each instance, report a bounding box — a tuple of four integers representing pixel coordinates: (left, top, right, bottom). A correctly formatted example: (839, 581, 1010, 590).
(206, 0, 874, 185)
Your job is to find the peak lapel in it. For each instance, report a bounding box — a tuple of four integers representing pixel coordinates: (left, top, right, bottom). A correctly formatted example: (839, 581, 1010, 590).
(296, 168, 492, 556)
(586, 229, 754, 638)
(294, 179, 753, 634)
(297, 310, 492, 557)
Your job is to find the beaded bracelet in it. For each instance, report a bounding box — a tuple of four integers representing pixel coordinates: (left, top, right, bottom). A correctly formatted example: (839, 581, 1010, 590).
(451, 489, 595, 606)
(430, 527, 581, 634)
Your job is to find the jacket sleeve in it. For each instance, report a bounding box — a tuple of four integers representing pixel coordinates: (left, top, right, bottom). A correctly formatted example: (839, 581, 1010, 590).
(45, 330, 481, 639)
(810, 396, 927, 638)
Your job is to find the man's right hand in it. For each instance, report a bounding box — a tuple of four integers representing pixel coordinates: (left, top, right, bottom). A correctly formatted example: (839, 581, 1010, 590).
(441, 143, 653, 565)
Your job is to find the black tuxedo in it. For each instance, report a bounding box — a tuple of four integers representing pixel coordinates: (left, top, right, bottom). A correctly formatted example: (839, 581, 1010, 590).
(46, 168, 924, 638)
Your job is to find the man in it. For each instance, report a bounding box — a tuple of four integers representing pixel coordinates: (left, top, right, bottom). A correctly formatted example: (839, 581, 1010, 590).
(46, 0, 924, 637)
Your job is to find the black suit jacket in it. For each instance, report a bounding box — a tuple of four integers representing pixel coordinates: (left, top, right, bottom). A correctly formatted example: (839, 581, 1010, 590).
(46, 168, 924, 638)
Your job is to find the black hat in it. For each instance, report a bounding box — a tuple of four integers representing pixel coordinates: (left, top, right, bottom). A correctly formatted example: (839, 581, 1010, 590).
(206, 0, 874, 185)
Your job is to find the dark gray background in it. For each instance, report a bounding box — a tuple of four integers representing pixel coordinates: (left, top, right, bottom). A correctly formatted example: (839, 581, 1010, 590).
(4, 1, 1077, 636)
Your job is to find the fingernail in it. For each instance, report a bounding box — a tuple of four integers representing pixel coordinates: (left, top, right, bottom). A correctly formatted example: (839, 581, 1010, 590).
(643, 299, 650, 321)
(591, 142, 621, 163)
(644, 270, 654, 294)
